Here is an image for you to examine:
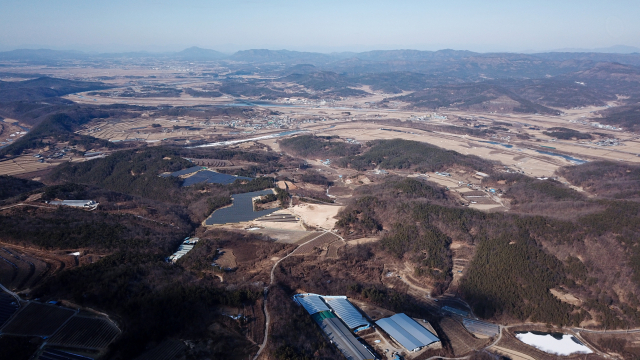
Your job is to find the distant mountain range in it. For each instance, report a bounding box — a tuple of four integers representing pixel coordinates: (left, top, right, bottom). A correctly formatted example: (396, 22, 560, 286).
(1, 46, 639, 64)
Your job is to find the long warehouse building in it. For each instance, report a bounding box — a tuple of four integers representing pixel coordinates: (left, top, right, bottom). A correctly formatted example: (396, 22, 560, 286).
(376, 313, 439, 352)
(323, 296, 369, 331)
(315, 311, 375, 360)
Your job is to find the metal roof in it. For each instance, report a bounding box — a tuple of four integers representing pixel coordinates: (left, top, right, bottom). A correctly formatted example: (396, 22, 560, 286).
(323, 297, 368, 330)
(297, 295, 330, 315)
(320, 317, 373, 360)
(50, 200, 96, 207)
(376, 313, 439, 351)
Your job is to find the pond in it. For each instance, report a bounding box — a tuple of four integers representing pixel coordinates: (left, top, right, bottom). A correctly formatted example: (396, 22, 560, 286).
(535, 150, 587, 164)
(479, 140, 513, 148)
(515, 331, 592, 356)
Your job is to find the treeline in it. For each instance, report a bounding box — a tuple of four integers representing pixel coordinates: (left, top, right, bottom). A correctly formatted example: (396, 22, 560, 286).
(543, 127, 593, 140)
(335, 175, 640, 327)
(0, 76, 110, 102)
(34, 250, 262, 359)
(48, 147, 190, 202)
(47, 147, 279, 223)
(503, 176, 584, 204)
(0, 175, 43, 200)
(299, 172, 333, 186)
(596, 103, 640, 131)
(337, 177, 450, 234)
(184, 88, 223, 98)
(0, 197, 189, 250)
(0, 108, 131, 156)
(279, 135, 360, 158)
(337, 139, 494, 173)
(558, 161, 640, 199)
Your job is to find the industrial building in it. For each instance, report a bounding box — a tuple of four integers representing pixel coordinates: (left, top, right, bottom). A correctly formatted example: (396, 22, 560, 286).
(167, 238, 199, 263)
(376, 313, 440, 352)
(317, 312, 374, 360)
(294, 294, 376, 360)
(296, 294, 331, 314)
(323, 296, 370, 331)
(48, 200, 99, 210)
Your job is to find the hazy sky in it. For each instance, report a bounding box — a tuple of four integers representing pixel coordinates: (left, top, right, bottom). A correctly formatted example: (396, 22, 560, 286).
(0, 0, 639, 53)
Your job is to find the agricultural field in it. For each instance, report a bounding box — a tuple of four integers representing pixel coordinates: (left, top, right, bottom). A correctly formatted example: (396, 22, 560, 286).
(0, 244, 82, 293)
(133, 339, 186, 360)
(0, 291, 19, 327)
(1, 302, 75, 336)
(291, 232, 341, 256)
(47, 316, 121, 350)
(438, 316, 492, 356)
(0, 156, 55, 176)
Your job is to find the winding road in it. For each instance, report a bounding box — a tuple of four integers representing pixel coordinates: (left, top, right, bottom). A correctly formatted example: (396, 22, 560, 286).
(252, 231, 333, 360)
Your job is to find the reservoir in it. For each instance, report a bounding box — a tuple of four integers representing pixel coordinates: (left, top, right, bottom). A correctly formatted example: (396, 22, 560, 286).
(515, 331, 592, 355)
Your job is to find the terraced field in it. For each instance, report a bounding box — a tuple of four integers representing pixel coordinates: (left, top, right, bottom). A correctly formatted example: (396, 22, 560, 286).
(0, 156, 53, 176)
(326, 241, 344, 259)
(190, 159, 233, 167)
(440, 317, 491, 356)
(293, 231, 322, 245)
(462, 318, 500, 337)
(47, 316, 121, 350)
(0, 245, 76, 292)
(1, 302, 75, 336)
(37, 347, 94, 360)
(292, 232, 341, 256)
(0, 255, 17, 287)
(0, 291, 19, 327)
(0, 247, 56, 291)
(134, 339, 186, 360)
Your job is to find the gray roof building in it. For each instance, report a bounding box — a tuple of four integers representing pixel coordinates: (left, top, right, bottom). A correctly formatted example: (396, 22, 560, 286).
(320, 317, 374, 360)
(296, 295, 330, 315)
(323, 297, 369, 330)
(376, 313, 439, 352)
(49, 200, 98, 210)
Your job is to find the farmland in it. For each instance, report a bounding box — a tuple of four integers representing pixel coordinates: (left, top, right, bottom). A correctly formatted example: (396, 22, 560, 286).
(0, 302, 75, 336)
(291, 232, 342, 256)
(0, 291, 19, 327)
(2, 46, 640, 360)
(47, 316, 121, 350)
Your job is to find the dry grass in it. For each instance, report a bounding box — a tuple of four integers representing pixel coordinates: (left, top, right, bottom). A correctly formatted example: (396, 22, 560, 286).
(439, 317, 491, 356)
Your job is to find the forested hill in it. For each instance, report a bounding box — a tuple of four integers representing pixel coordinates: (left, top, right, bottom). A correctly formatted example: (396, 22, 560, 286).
(0, 77, 110, 102)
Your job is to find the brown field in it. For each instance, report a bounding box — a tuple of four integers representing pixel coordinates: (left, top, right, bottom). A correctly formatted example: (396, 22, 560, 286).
(289, 203, 342, 230)
(291, 232, 341, 256)
(326, 241, 344, 259)
(580, 331, 640, 358)
(293, 231, 324, 245)
(439, 317, 491, 356)
(0, 243, 89, 293)
(1, 302, 75, 336)
(0, 156, 55, 176)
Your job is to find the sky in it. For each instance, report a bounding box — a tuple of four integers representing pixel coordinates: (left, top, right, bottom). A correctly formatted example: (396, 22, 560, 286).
(0, 0, 639, 53)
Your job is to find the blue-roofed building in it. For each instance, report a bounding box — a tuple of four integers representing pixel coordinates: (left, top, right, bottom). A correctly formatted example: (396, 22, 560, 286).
(376, 313, 439, 352)
(294, 294, 330, 315)
(323, 296, 369, 331)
